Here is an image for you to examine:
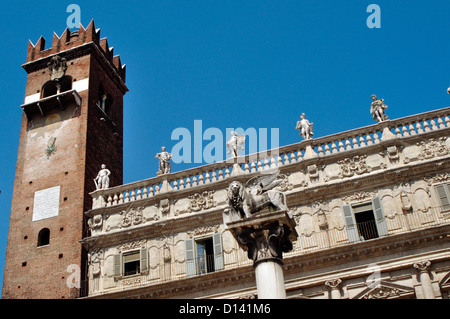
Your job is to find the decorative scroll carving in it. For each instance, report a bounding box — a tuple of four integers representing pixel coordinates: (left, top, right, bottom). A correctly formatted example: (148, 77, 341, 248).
(342, 191, 377, 202)
(187, 224, 220, 238)
(424, 172, 450, 186)
(325, 278, 342, 290)
(88, 214, 103, 230)
(338, 155, 370, 178)
(363, 287, 400, 299)
(120, 206, 144, 228)
(116, 239, 146, 253)
(417, 137, 448, 160)
(189, 191, 216, 212)
(413, 260, 432, 273)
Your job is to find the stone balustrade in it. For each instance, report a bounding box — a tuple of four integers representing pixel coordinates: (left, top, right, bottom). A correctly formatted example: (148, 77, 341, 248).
(90, 106, 450, 212)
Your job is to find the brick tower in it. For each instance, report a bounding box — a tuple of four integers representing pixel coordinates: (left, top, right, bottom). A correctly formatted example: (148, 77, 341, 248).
(2, 20, 127, 298)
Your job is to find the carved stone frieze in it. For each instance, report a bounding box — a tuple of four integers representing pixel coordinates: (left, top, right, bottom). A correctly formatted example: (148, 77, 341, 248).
(116, 239, 146, 253)
(120, 206, 144, 228)
(188, 190, 216, 212)
(424, 172, 450, 186)
(88, 214, 103, 231)
(417, 137, 448, 160)
(187, 224, 220, 238)
(338, 155, 370, 178)
(363, 287, 400, 299)
(342, 191, 377, 203)
(275, 174, 294, 191)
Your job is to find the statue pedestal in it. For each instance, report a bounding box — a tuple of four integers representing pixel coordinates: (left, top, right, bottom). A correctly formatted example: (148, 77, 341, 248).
(226, 210, 298, 299)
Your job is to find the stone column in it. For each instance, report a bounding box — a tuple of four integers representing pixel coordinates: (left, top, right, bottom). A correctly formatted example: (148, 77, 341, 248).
(413, 260, 435, 299)
(325, 278, 342, 299)
(226, 211, 298, 299)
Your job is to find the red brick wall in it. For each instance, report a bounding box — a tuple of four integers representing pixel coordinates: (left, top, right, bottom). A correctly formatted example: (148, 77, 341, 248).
(2, 27, 126, 298)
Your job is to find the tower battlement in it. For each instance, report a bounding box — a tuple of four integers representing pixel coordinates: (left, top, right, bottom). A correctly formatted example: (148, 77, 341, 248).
(26, 20, 126, 82)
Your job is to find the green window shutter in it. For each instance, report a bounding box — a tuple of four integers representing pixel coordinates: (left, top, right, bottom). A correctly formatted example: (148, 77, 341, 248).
(140, 248, 148, 273)
(185, 239, 196, 276)
(372, 196, 388, 237)
(113, 254, 122, 278)
(213, 233, 224, 271)
(435, 184, 450, 210)
(342, 204, 359, 243)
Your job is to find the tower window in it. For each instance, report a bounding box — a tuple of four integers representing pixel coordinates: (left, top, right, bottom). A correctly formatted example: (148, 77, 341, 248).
(41, 76, 72, 98)
(37, 228, 50, 247)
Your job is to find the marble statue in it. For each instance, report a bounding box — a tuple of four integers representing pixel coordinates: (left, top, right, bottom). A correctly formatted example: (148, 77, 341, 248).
(156, 146, 172, 175)
(370, 94, 389, 122)
(226, 170, 291, 220)
(94, 164, 111, 190)
(226, 131, 246, 158)
(296, 113, 314, 140)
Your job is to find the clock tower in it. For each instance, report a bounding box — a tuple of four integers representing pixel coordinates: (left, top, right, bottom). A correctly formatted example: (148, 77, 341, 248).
(2, 21, 127, 298)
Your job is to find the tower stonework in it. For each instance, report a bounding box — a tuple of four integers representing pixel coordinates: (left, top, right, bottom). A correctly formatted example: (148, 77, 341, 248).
(2, 21, 127, 299)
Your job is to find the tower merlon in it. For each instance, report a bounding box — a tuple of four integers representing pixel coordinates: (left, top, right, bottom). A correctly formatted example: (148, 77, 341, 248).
(23, 19, 127, 91)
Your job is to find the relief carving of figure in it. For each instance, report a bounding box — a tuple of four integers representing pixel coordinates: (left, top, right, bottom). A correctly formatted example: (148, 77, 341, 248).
(226, 170, 291, 220)
(94, 164, 111, 190)
(370, 94, 389, 123)
(296, 113, 314, 140)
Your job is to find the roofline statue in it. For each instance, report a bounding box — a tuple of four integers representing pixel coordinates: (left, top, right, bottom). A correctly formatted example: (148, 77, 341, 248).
(296, 113, 314, 140)
(155, 146, 172, 175)
(370, 94, 389, 123)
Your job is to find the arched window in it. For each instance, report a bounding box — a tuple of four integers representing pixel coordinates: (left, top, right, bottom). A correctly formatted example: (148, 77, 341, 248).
(37, 228, 50, 247)
(41, 76, 72, 98)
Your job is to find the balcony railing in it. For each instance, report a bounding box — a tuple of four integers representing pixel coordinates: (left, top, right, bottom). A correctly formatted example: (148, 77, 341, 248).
(90, 106, 450, 210)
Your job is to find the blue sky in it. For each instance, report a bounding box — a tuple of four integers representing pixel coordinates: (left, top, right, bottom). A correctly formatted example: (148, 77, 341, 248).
(0, 1, 449, 296)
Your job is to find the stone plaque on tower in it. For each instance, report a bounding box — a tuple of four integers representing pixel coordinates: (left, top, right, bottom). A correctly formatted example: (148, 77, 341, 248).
(32, 185, 60, 222)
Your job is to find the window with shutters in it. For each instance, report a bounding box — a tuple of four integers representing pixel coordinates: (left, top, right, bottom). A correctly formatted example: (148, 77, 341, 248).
(342, 196, 388, 242)
(113, 248, 148, 278)
(185, 233, 224, 277)
(123, 251, 140, 276)
(435, 183, 450, 211)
